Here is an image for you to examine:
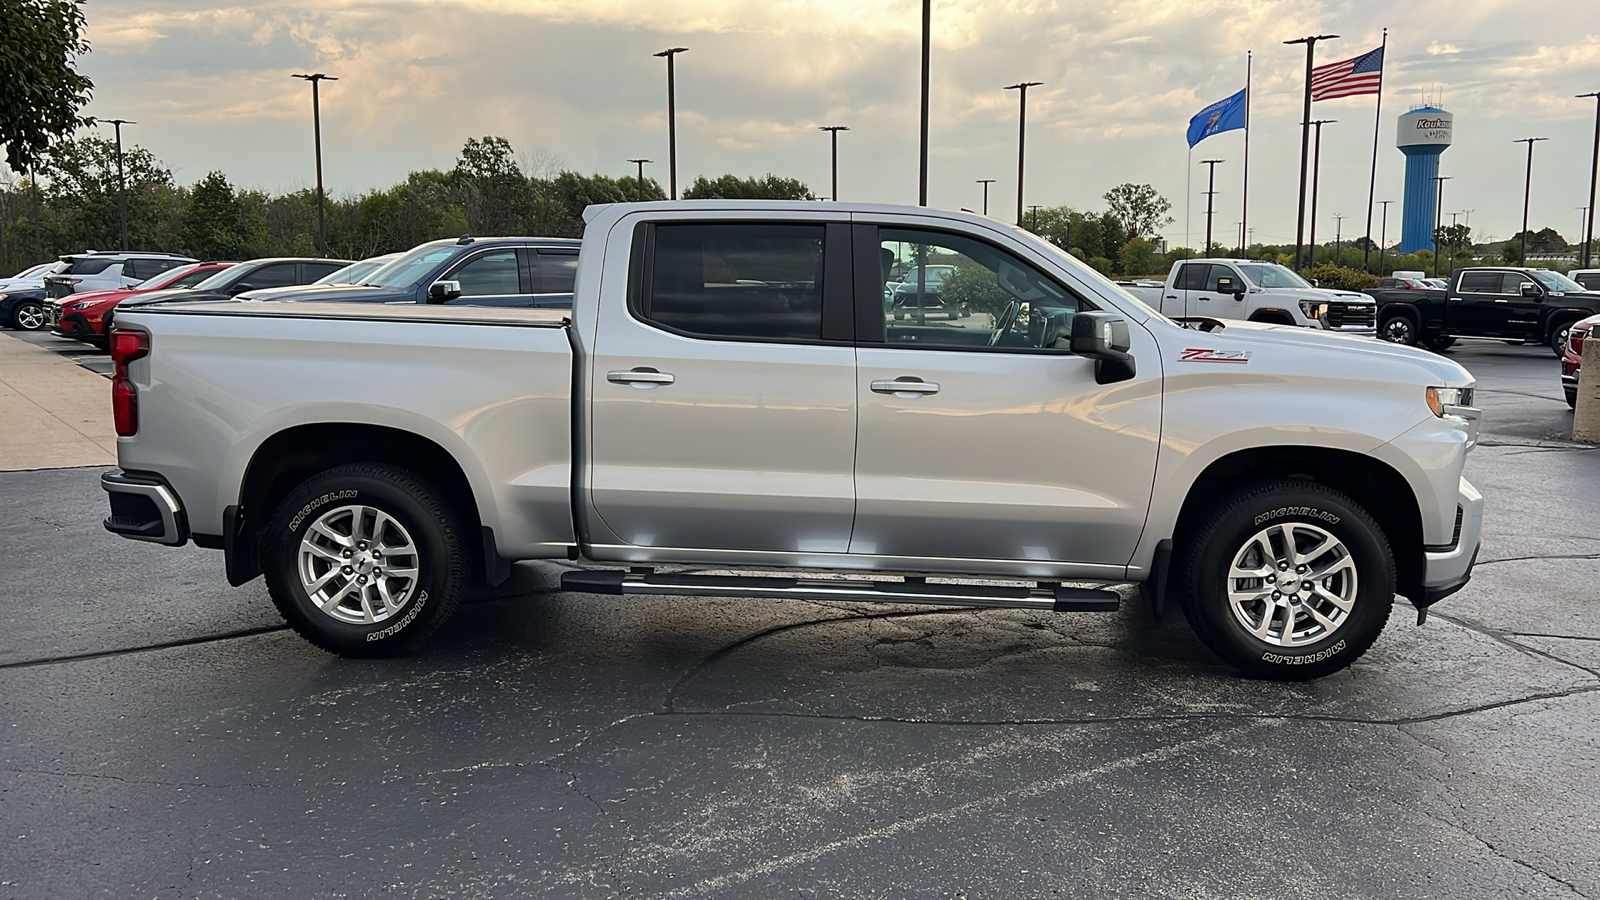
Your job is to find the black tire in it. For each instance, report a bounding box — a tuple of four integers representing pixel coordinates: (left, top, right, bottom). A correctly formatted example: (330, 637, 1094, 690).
(1568, 389, 1579, 410)
(10, 300, 47, 331)
(1423, 334, 1455, 352)
(1379, 313, 1418, 346)
(1175, 480, 1395, 680)
(263, 464, 469, 657)
(1549, 320, 1574, 358)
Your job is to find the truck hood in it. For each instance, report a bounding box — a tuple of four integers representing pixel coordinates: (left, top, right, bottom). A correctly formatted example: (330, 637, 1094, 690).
(1175, 319, 1474, 387)
(1256, 286, 1373, 303)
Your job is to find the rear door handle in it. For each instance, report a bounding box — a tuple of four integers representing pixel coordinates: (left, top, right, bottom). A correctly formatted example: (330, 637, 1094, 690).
(871, 378, 940, 395)
(607, 367, 675, 387)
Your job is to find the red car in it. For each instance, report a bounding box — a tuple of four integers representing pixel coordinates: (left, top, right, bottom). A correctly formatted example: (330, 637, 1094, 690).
(1561, 313, 1597, 409)
(50, 262, 233, 344)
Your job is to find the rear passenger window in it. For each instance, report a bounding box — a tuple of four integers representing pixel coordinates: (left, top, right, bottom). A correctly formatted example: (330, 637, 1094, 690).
(641, 223, 824, 341)
(1458, 272, 1502, 294)
(68, 258, 115, 275)
(1576, 273, 1600, 291)
(539, 251, 578, 293)
(1176, 263, 1208, 291)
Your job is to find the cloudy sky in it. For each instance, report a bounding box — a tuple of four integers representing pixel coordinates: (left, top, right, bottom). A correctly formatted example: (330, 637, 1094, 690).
(70, 0, 1600, 249)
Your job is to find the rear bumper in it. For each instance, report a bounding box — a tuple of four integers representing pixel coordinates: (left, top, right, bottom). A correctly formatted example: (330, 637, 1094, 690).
(102, 470, 188, 546)
(1420, 476, 1483, 605)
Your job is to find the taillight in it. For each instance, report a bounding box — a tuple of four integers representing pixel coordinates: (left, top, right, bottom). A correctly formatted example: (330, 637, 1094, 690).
(110, 328, 150, 437)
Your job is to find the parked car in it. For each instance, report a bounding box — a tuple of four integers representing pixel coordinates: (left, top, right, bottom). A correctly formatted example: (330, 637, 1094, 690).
(1376, 276, 1431, 290)
(1569, 269, 1600, 292)
(104, 200, 1482, 681)
(1, 287, 50, 330)
(110, 257, 352, 325)
(888, 265, 970, 320)
(1118, 258, 1376, 331)
(0, 262, 59, 290)
(1369, 266, 1600, 356)
(50, 262, 234, 344)
(43, 252, 196, 299)
(233, 252, 402, 302)
(1561, 313, 1597, 409)
(256, 236, 580, 307)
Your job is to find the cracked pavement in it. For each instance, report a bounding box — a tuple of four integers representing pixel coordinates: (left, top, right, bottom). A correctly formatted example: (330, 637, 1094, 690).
(1, 341, 1596, 898)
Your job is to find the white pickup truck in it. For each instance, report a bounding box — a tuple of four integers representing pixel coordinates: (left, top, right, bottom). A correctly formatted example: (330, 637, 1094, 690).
(101, 201, 1480, 680)
(1121, 258, 1377, 331)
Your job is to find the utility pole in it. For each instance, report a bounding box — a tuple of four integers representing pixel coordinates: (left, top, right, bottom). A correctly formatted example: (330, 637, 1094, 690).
(1028, 204, 1041, 231)
(1432, 175, 1452, 277)
(98, 119, 135, 250)
(1200, 158, 1224, 257)
(976, 179, 995, 216)
(654, 48, 688, 200)
(1307, 119, 1335, 267)
(817, 126, 848, 201)
(626, 158, 652, 202)
(1579, 91, 1600, 267)
(1004, 81, 1042, 227)
(1514, 136, 1548, 265)
(1284, 33, 1339, 270)
(918, 0, 931, 206)
(291, 73, 337, 256)
(1334, 213, 1344, 262)
(1377, 200, 1393, 275)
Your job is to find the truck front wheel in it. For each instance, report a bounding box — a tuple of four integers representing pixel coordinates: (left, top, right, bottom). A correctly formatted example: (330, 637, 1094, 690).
(1379, 313, 1418, 346)
(1549, 320, 1575, 358)
(1176, 480, 1394, 680)
(263, 464, 469, 657)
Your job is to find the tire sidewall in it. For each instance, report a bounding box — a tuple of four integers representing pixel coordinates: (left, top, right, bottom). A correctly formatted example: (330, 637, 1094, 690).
(264, 468, 463, 655)
(1184, 484, 1394, 679)
(1380, 313, 1416, 345)
(15, 301, 46, 331)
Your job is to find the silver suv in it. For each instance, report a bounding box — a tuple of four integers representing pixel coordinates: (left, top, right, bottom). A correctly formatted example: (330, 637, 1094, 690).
(43, 252, 196, 299)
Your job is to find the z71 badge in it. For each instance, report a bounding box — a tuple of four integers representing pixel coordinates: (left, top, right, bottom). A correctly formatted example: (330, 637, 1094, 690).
(1180, 348, 1251, 363)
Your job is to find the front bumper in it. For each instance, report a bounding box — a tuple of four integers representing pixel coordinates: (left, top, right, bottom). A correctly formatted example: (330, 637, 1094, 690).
(102, 470, 188, 546)
(1420, 476, 1483, 604)
(51, 310, 98, 340)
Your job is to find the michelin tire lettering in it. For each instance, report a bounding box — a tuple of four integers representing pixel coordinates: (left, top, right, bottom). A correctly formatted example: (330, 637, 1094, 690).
(1254, 506, 1341, 526)
(1262, 640, 1346, 665)
(367, 591, 427, 642)
(289, 490, 358, 531)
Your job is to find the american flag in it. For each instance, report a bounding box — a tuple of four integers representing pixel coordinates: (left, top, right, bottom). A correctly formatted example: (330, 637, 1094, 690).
(1311, 46, 1385, 101)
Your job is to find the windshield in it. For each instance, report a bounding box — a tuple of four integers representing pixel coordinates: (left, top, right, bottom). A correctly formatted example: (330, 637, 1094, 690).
(135, 263, 202, 289)
(316, 257, 390, 285)
(1530, 270, 1584, 292)
(189, 265, 248, 291)
(361, 244, 459, 288)
(1010, 228, 1170, 323)
(1236, 263, 1312, 289)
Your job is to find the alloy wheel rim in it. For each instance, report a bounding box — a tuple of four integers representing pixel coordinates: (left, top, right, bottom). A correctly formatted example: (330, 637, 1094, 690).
(297, 504, 420, 625)
(1382, 319, 1411, 343)
(17, 304, 44, 329)
(1225, 522, 1358, 648)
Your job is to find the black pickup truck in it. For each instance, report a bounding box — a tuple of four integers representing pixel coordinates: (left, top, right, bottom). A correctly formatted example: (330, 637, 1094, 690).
(1368, 267, 1599, 356)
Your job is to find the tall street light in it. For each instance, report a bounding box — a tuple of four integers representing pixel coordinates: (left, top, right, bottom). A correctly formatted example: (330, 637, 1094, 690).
(918, 0, 930, 206)
(1377, 199, 1394, 275)
(1432, 175, 1452, 278)
(976, 178, 995, 216)
(97, 118, 135, 250)
(1004, 81, 1042, 227)
(1306, 119, 1335, 267)
(1514, 136, 1549, 265)
(1028, 204, 1042, 231)
(291, 73, 337, 257)
(1334, 213, 1344, 262)
(653, 48, 688, 200)
(1579, 91, 1599, 267)
(1200, 158, 1224, 257)
(1284, 33, 1338, 270)
(626, 158, 652, 202)
(818, 126, 849, 201)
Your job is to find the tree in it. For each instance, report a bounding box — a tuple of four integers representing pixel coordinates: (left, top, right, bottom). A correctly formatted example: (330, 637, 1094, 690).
(0, 0, 94, 173)
(1501, 240, 1523, 266)
(1102, 183, 1172, 240)
(453, 136, 528, 236)
(1118, 237, 1159, 277)
(182, 171, 260, 260)
(682, 174, 815, 200)
(35, 135, 178, 251)
(1302, 263, 1377, 291)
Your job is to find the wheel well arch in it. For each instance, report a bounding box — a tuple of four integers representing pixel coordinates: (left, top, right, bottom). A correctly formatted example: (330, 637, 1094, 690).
(230, 423, 487, 585)
(1379, 303, 1418, 323)
(1171, 445, 1425, 604)
(1545, 310, 1586, 341)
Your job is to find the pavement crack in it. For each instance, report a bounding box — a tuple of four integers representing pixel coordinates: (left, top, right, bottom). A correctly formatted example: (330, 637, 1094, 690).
(1474, 552, 1600, 566)
(0, 624, 290, 670)
(1434, 612, 1600, 679)
(1406, 801, 1589, 897)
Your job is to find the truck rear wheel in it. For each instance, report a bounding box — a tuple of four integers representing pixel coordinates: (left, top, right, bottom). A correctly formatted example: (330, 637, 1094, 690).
(263, 464, 469, 657)
(1176, 480, 1394, 680)
(1550, 320, 1574, 358)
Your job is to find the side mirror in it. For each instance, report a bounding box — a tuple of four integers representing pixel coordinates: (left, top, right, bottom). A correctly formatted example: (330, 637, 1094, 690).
(1069, 311, 1136, 384)
(1215, 275, 1235, 293)
(1308, 278, 1320, 287)
(428, 280, 462, 303)
(228, 283, 254, 295)
(1520, 282, 1539, 298)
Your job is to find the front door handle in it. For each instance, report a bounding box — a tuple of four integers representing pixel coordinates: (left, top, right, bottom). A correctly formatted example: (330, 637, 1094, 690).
(871, 377, 940, 396)
(607, 367, 675, 387)
(1494, 298, 1509, 303)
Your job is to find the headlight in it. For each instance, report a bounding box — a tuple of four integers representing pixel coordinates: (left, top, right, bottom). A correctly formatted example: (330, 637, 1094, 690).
(1298, 300, 1328, 319)
(1426, 386, 1475, 417)
(68, 300, 92, 310)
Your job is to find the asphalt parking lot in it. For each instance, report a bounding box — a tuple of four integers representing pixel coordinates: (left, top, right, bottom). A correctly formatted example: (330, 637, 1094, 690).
(1, 332, 1596, 898)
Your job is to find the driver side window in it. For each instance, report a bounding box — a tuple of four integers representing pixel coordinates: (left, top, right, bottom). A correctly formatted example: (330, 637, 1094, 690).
(875, 227, 1088, 351)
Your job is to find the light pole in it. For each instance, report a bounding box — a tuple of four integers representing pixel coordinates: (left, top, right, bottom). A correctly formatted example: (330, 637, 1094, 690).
(1334, 213, 1344, 262)
(1514, 136, 1548, 265)
(97, 119, 135, 250)
(1307, 119, 1335, 267)
(818, 126, 848, 201)
(1580, 92, 1600, 268)
(1200, 158, 1224, 257)
(626, 158, 652, 202)
(1378, 199, 1393, 275)
(1236, 221, 1244, 256)
(918, 0, 930, 206)
(1284, 33, 1339, 270)
(291, 73, 337, 256)
(1432, 175, 1452, 277)
(1582, 207, 1591, 260)
(654, 48, 688, 200)
(1028, 204, 1041, 232)
(1005, 81, 1043, 227)
(976, 179, 995, 216)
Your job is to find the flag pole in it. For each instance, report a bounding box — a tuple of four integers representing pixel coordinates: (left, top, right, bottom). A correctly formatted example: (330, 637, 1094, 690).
(1241, 50, 1252, 257)
(1184, 145, 1192, 263)
(1362, 28, 1388, 273)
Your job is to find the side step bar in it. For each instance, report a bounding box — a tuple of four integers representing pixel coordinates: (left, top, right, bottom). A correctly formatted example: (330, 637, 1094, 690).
(560, 569, 1120, 613)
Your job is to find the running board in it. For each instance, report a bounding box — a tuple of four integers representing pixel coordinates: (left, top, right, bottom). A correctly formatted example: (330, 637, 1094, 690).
(559, 570, 1120, 613)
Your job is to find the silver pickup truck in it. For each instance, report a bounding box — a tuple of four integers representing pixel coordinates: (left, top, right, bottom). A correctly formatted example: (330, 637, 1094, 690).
(102, 201, 1482, 680)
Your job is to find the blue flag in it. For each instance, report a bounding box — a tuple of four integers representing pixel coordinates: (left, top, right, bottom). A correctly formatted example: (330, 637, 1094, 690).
(1187, 88, 1247, 147)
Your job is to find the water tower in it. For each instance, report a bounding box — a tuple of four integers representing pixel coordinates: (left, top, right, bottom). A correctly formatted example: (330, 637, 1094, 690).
(1397, 106, 1454, 253)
